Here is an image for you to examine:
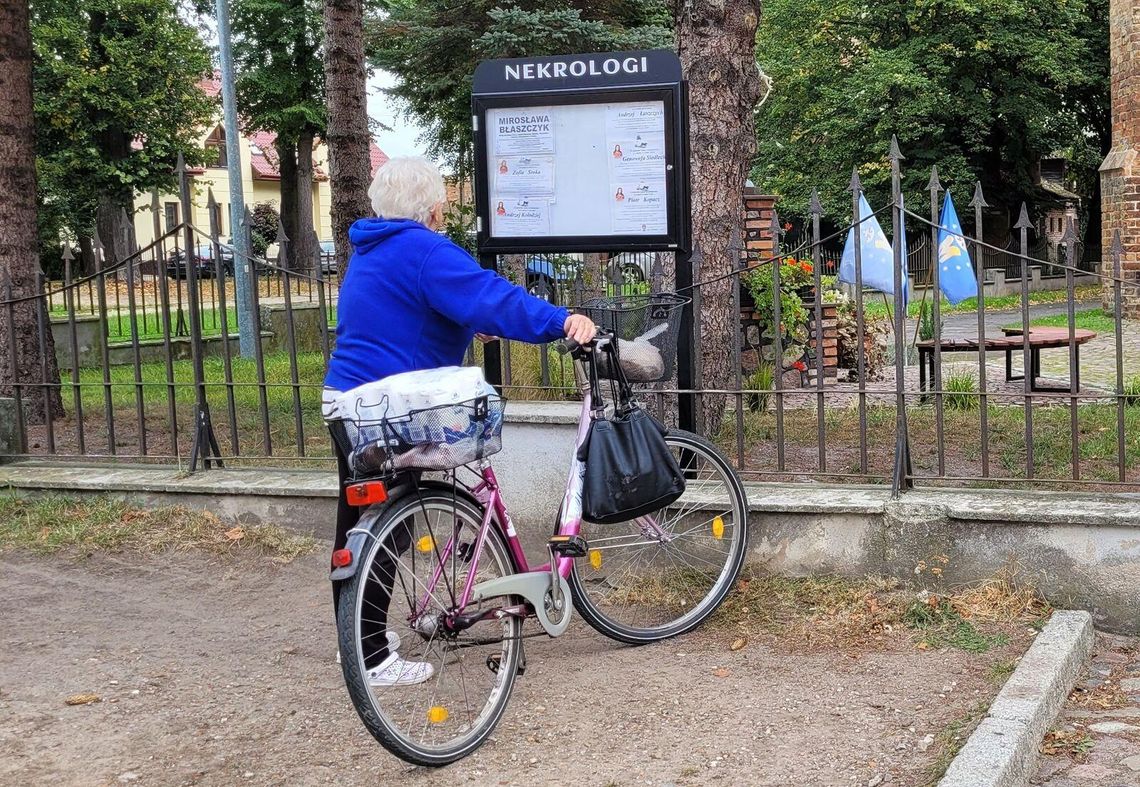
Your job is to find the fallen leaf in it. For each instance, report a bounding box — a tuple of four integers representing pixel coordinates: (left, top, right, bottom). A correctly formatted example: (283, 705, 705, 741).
(65, 692, 101, 706)
(730, 638, 747, 652)
(916, 641, 930, 651)
(712, 667, 730, 678)
(224, 527, 245, 542)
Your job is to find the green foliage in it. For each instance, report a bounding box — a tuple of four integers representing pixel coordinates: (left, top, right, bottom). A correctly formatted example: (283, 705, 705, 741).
(249, 202, 280, 257)
(903, 598, 1008, 653)
(31, 0, 215, 231)
(1121, 376, 1140, 408)
(752, 0, 1109, 219)
(834, 298, 890, 380)
(917, 299, 944, 342)
(443, 203, 477, 254)
(366, 1, 670, 174)
(944, 371, 979, 411)
(744, 363, 774, 413)
(745, 258, 815, 364)
(232, 0, 326, 142)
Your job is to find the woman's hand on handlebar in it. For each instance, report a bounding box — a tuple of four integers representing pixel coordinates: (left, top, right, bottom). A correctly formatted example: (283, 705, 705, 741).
(563, 313, 597, 345)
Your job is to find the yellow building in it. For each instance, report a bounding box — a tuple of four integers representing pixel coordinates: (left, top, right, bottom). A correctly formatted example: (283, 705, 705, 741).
(133, 76, 388, 250)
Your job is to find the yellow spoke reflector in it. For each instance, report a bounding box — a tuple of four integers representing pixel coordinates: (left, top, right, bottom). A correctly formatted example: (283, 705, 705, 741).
(589, 549, 602, 569)
(417, 536, 435, 553)
(427, 706, 449, 724)
(712, 516, 725, 540)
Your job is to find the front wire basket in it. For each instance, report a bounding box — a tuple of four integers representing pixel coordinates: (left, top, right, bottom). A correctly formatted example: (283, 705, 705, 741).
(344, 394, 506, 475)
(577, 292, 690, 383)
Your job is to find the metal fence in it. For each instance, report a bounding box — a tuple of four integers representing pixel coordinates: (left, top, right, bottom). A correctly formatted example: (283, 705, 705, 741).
(2, 143, 1135, 492)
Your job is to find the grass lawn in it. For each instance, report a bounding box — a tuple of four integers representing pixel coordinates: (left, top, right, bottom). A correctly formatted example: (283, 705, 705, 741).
(861, 285, 1101, 320)
(1022, 308, 1119, 335)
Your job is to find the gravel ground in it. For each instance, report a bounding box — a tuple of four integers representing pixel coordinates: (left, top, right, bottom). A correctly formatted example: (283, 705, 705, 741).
(0, 549, 1027, 787)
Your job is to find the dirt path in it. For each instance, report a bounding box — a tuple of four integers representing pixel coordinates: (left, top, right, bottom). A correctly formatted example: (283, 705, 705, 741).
(0, 550, 1020, 787)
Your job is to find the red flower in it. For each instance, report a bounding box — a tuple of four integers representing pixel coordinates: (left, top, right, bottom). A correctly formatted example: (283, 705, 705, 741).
(792, 360, 807, 372)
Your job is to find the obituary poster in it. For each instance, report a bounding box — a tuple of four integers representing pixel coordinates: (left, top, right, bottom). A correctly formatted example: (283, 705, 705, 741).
(610, 181, 667, 234)
(491, 108, 556, 156)
(491, 197, 552, 237)
(493, 155, 555, 196)
(607, 136, 666, 181)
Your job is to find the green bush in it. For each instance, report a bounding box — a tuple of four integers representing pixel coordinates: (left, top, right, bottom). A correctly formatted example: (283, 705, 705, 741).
(1121, 376, 1140, 408)
(944, 372, 978, 411)
(744, 363, 774, 412)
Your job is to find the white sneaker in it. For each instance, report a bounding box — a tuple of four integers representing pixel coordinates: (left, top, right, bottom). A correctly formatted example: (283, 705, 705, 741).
(365, 631, 434, 687)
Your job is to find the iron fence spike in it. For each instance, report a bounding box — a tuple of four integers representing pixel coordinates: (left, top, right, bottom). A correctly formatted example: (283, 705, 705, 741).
(1060, 215, 1078, 244)
(888, 135, 904, 162)
(1014, 202, 1033, 230)
(61, 244, 74, 262)
(926, 164, 942, 193)
(275, 219, 289, 243)
(969, 181, 989, 208)
(206, 187, 217, 209)
(92, 231, 104, 252)
(175, 151, 186, 174)
(1112, 228, 1125, 257)
(809, 189, 823, 214)
(847, 165, 863, 193)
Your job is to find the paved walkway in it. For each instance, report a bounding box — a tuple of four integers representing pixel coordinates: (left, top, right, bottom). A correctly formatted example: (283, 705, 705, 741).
(1032, 632, 1140, 786)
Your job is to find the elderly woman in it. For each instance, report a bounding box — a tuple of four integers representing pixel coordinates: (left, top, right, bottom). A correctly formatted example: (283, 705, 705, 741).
(323, 156, 594, 687)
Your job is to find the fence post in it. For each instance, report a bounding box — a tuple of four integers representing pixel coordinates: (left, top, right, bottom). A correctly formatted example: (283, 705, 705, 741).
(61, 245, 86, 454)
(1061, 217, 1080, 480)
(2, 271, 28, 455)
(770, 208, 785, 472)
(1112, 230, 1126, 482)
(177, 153, 223, 470)
(969, 182, 990, 477)
(888, 137, 912, 495)
(926, 167, 945, 476)
(849, 167, 869, 474)
(1015, 203, 1035, 479)
(810, 190, 826, 472)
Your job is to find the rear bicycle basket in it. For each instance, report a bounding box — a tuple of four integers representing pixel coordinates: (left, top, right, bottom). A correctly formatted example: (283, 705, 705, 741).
(578, 292, 689, 383)
(345, 394, 506, 474)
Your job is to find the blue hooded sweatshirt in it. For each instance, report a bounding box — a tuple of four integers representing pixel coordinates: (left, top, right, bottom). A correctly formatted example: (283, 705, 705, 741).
(323, 218, 569, 391)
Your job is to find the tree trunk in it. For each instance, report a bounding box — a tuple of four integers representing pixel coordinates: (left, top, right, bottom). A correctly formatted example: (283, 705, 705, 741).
(295, 129, 319, 275)
(500, 254, 526, 287)
(323, 0, 373, 276)
(0, 0, 63, 424)
(583, 253, 606, 299)
(676, 0, 761, 433)
(276, 136, 298, 270)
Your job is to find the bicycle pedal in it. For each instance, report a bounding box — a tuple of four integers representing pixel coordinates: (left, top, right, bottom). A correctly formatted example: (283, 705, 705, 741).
(548, 534, 589, 558)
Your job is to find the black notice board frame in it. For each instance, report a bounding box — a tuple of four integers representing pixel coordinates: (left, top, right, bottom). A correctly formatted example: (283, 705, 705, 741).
(472, 84, 690, 255)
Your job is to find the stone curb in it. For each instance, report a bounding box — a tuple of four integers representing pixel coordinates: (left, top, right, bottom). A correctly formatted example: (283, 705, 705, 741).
(939, 610, 1094, 787)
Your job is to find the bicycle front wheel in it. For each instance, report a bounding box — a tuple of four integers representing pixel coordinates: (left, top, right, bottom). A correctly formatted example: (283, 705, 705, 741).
(336, 489, 522, 766)
(567, 428, 749, 644)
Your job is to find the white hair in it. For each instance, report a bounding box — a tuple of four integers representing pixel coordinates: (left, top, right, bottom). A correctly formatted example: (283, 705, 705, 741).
(368, 156, 447, 225)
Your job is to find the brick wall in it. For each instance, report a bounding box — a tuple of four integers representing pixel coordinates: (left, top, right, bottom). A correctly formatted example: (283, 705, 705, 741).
(1101, 0, 1140, 315)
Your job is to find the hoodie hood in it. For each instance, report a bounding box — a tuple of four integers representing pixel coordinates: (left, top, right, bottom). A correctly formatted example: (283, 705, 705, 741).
(348, 217, 430, 255)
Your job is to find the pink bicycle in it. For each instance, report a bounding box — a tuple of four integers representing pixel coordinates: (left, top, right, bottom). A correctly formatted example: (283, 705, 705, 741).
(330, 296, 749, 766)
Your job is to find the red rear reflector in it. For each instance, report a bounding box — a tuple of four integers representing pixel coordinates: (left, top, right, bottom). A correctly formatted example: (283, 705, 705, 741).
(345, 481, 388, 506)
(331, 548, 353, 568)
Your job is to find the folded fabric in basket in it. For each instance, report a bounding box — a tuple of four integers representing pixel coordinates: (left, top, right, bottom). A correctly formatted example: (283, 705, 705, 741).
(598, 322, 669, 382)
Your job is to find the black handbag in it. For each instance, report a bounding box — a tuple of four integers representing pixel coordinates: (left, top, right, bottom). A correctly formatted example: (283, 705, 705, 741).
(578, 341, 685, 525)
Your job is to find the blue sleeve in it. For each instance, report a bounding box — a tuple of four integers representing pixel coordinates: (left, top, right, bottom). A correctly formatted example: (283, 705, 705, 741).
(419, 241, 570, 343)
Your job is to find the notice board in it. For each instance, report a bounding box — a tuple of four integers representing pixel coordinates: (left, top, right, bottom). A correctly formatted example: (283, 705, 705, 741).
(472, 50, 689, 254)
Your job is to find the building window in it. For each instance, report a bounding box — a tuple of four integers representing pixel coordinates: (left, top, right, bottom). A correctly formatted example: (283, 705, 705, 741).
(164, 202, 179, 233)
(205, 126, 227, 168)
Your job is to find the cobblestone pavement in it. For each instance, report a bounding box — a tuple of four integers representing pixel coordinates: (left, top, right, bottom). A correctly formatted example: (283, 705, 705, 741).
(1031, 633, 1140, 786)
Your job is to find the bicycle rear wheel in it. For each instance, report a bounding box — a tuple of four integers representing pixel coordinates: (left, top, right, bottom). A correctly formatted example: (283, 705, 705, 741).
(336, 489, 522, 766)
(567, 428, 749, 644)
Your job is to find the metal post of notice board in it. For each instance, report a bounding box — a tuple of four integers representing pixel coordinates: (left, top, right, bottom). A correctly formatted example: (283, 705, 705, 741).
(470, 49, 693, 428)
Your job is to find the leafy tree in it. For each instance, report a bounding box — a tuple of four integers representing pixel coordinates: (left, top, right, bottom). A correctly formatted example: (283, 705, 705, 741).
(233, 0, 326, 272)
(30, 0, 215, 269)
(1, 0, 63, 423)
(751, 0, 1109, 223)
(249, 201, 281, 257)
(366, 1, 670, 175)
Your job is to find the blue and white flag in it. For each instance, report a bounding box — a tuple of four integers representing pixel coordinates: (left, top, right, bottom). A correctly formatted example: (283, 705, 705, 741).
(839, 193, 908, 306)
(936, 193, 977, 305)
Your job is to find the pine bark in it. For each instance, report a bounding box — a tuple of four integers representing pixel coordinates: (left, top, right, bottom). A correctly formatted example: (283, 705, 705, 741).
(295, 129, 318, 274)
(323, 0, 373, 276)
(0, 0, 63, 423)
(676, 0, 761, 432)
(276, 136, 299, 270)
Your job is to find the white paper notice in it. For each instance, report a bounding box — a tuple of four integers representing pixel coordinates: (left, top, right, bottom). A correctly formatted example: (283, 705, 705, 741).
(494, 155, 555, 196)
(491, 108, 556, 156)
(610, 182, 667, 234)
(608, 137, 666, 181)
(605, 102, 665, 137)
(491, 197, 551, 237)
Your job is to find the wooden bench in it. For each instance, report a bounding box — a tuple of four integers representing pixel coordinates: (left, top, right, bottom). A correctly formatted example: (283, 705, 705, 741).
(916, 327, 1097, 395)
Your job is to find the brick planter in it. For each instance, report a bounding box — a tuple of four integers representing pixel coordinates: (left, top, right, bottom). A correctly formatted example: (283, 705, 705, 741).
(806, 302, 838, 385)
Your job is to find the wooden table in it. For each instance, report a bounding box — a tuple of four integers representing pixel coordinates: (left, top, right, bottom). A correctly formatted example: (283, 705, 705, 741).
(916, 327, 1097, 395)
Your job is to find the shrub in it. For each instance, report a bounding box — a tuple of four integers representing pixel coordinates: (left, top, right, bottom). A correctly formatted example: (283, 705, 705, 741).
(744, 363, 774, 412)
(944, 372, 979, 410)
(1121, 376, 1140, 407)
(834, 300, 889, 381)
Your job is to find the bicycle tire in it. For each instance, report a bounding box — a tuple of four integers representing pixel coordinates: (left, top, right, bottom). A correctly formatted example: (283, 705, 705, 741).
(567, 428, 750, 645)
(336, 489, 522, 766)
